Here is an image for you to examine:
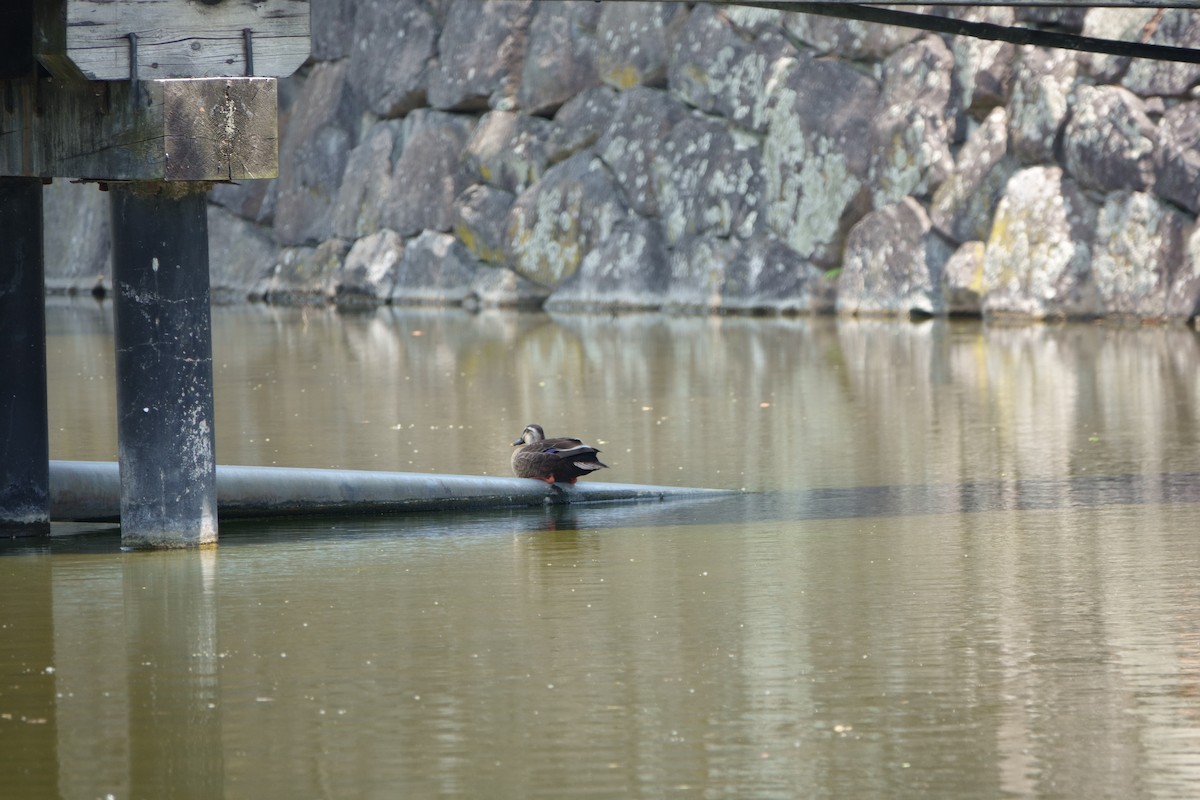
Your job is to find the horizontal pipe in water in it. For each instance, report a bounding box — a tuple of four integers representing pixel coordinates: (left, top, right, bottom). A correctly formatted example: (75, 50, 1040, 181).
(48, 461, 738, 523)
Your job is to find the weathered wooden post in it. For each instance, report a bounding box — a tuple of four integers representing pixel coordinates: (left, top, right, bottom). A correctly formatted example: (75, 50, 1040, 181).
(0, 177, 50, 537)
(0, 7, 49, 537)
(0, 0, 308, 546)
(110, 183, 218, 547)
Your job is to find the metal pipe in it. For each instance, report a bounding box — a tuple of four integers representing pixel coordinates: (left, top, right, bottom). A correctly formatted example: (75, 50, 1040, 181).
(48, 461, 737, 522)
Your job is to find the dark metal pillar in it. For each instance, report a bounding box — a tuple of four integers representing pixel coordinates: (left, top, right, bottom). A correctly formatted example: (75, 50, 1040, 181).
(109, 182, 217, 548)
(0, 177, 50, 537)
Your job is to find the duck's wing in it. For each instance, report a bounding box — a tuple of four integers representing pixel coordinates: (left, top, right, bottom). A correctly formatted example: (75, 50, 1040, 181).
(541, 437, 599, 457)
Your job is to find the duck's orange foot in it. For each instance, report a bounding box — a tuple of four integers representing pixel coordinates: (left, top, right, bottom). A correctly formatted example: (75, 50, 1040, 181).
(540, 475, 556, 484)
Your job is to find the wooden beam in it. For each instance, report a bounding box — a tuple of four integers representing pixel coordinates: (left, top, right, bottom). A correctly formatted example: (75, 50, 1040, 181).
(0, 76, 278, 181)
(162, 78, 278, 181)
(0, 5, 34, 80)
(34, 0, 309, 82)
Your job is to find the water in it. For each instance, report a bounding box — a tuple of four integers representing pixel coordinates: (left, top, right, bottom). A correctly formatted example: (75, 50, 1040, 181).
(4, 301, 1200, 798)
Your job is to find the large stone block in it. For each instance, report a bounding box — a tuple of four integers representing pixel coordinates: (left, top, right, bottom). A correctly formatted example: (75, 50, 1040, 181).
(210, 177, 276, 227)
(208, 206, 279, 303)
(506, 152, 630, 288)
(595, 1, 686, 90)
(463, 111, 556, 195)
(781, 8, 923, 60)
(546, 217, 669, 311)
(1121, 9, 1200, 97)
(1154, 101, 1200, 215)
(1079, 9, 1154, 84)
(383, 110, 476, 237)
(982, 166, 1098, 319)
(870, 36, 958, 207)
(453, 184, 516, 266)
(390, 230, 478, 306)
(657, 114, 762, 245)
(663, 235, 735, 311)
(390, 230, 547, 308)
(42, 180, 111, 295)
(1063, 85, 1155, 193)
(311, 0, 357, 61)
(595, 87, 689, 218)
(669, 4, 795, 134)
(517, 2, 602, 115)
(930, 107, 1017, 244)
(762, 52, 878, 267)
(1092, 192, 1196, 320)
(469, 267, 552, 309)
(429, 0, 532, 111)
(666, 235, 834, 314)
(260, 239, 352, 304)
(838, 198, 953, 317)
(720, 236, 835, 313)
(942, 241, 987, 316)
(333, 120, 402, 240)
(331, 229, 404, 303)
(1008, 46, 1076, 165)
(549, 86, 620, 160)
(348, 0, 438, 117)
(951, 7, 1015, 115)
(274, 61, 359, 246)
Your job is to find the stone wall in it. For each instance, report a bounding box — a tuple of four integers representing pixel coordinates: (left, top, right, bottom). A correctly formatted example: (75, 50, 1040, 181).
(43, 1, 1200, 322)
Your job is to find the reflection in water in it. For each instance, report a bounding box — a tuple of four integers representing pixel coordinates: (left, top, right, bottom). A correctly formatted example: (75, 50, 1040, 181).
(14, 502, 1200, 799)
(122, 550, 221, 799)
(45, 549, 221, 800)
(3, 302, 1199, 797)
(44, 303, 1200, 493)
(0, 557, 58, 798)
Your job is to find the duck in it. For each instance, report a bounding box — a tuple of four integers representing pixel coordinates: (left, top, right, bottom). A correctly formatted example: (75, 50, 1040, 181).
(511, 424, 608, 484)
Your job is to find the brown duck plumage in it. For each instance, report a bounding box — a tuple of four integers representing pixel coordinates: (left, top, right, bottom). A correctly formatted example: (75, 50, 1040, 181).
(511, 424, 608, 484)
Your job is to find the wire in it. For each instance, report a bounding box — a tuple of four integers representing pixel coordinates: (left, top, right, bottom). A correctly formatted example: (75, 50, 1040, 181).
(726, 1, 1200, 65)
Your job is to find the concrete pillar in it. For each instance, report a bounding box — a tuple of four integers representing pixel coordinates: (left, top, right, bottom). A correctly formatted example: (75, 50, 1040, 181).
(109, 182, 217, 548)
(0, 177, 50, 536)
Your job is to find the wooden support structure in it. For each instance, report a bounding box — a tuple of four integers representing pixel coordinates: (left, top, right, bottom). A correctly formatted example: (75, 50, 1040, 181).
(0, 178, 50, 536)
(33, 0, 309, 81)
(0, 76, 278, 181)
(0, 0, 307, 547)
(110, 183, 218, 548)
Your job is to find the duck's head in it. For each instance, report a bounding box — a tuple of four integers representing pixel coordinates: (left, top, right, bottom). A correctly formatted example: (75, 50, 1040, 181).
(512, 424, 546, 446)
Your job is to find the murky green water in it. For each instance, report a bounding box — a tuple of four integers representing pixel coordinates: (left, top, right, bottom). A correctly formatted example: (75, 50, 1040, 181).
(4, 302, 1200, 798)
